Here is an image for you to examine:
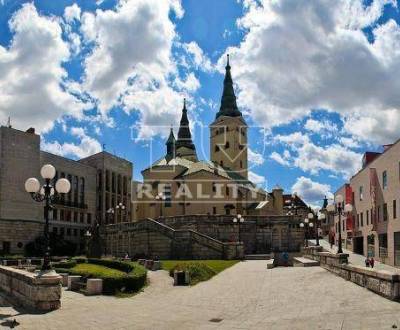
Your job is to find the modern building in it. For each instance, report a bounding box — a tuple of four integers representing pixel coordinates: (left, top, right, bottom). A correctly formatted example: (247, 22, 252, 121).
(332, 141, 400, 267)
(136, 56, 295, 220)
(0, 125, 133, 255)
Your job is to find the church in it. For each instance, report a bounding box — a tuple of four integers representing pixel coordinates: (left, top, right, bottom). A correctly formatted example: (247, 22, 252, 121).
(136, 56, 289, 220)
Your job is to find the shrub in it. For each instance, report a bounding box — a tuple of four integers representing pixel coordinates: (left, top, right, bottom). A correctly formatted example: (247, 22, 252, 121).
(169, 262, 216, 285)
(62, 260, 147, 295)
(72, 256, 87, 264)
(87, 258, 134, 273)
(52, 260, 77, 269)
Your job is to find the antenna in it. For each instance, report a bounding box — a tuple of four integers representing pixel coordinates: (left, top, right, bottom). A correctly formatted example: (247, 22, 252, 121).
(7, 117, 11, 128)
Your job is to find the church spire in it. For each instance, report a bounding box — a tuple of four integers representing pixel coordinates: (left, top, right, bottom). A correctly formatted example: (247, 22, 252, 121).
(165, 126, 176, 159)
(216, 54, 242, 119)
(176, 98, 196, 152)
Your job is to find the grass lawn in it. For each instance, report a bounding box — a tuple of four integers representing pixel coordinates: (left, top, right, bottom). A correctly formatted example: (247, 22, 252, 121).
(162, 260, 239, 273)
(70, 263, 126, 278)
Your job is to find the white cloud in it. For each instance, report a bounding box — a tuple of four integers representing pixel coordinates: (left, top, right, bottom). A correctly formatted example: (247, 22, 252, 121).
(79, 0, 194, 139)
(64, 4, 81, 23)
(275, 132, 362, 178)
(248, 148, 264, 165)
(181, 41, 213, 72)
(223, 0, 400, 145)
(249, 170, 266, 186)
(304, 119, 338, 137)
(292, 176, 333, 206)
(270, 151, 290, 166)
(42, 127, 102, 159)
(0, 3, 88, 133)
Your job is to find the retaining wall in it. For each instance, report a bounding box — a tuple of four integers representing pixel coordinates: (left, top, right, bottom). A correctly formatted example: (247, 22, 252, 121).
(304, 246, 400, 300)
(0, 266, 62, 311)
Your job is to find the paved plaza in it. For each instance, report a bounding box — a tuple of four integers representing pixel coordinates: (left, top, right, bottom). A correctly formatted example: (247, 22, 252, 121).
(1, 261, 400, 329)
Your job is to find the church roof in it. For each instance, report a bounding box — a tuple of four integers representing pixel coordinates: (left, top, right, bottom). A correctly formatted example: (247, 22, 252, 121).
(166, 127, 176, 144)
(216, 54, 242, 119)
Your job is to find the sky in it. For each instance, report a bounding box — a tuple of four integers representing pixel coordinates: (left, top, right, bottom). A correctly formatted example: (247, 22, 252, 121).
(1, 0, 400, 207)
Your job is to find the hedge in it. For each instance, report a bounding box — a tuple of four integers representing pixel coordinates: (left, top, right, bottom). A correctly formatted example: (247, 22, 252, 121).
(87, 258, 134, 273)
(55, 259, 147, 295)
(52, 260, 77, 269)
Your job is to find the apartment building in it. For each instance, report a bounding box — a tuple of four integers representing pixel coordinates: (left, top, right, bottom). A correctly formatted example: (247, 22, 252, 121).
(333, 141, 400, 266)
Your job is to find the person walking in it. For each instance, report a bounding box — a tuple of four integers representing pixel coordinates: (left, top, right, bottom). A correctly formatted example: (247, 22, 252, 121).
(365, 258, 370, 267)
(369, 257, 375, 268)
(329, 230, 335, 250)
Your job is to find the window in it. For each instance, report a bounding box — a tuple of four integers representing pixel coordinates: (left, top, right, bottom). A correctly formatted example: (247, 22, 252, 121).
(359, 186, 363, 201)
(164, 184, 172, 207)
(60, 210, 64, 221)
(213, 207, 216, 215)
(220, 160, 223, 167)
(225, 142, 230, 149)
(212, 182, 216, 193)
(60, 227, 65, 236)
(106, 170, 110, 191)
(118, 174, 122, 194)
(342, 220, 345, 231)
(240, 160, 243, 168)
(360, 212, 364, 227)
(80, 213, 84, 223)
(53, 209, 57, 221)
(112, 172, 116, 193)
(73, 212, 78, 223)
(394, 200, 397, 219)
(87, 213, 92, 224)
(215, 145, 220, 152)
(225, 207, 231, 215)
(226, 186, 229, 196)
(67, 174, 72, 201)
(80, 178, 85, 204)
(383, 203, 388, 221)
(239, 145, 244, 150)
(74, 176, 79, 203)
(383, 170, 388, 189)
(66, 228, 71, 236)
(366, 210, 369, 225)
(378, 206, 381, 222)
(53, 227, 58, 234)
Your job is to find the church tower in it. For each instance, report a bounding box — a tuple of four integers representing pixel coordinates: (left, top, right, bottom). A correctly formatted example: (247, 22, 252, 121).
(210, 55, 248, 179)
(165, 127, 176, 161)
(175, 99, 198, 162)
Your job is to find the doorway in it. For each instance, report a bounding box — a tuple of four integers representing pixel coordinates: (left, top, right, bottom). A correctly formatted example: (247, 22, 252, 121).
(353, 236, 364, 255)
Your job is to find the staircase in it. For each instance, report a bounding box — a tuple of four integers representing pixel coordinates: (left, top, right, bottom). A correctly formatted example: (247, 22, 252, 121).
(245, 254, 273, 260)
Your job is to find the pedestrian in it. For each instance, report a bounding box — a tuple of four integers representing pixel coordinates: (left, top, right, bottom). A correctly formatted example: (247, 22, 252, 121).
(369, 257, 375, 268)
(329, 230, 335, 249)
(365, 258, 370, 267)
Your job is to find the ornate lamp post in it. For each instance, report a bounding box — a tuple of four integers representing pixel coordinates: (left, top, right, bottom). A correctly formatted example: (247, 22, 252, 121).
(106, 202, 126, 224)
(106, 207, 115, 224)
(286, 193, 298, 217)
(307, 208, 326, 247)
(84, 229, 92, 256)
(326, 194, 353, 254)
(233, 214, 244, 242)
(25, 164, 71, 272)
(300, 218, 314, 247)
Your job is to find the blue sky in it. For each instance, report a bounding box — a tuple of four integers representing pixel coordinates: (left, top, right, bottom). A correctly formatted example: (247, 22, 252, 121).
(1, 0, 400, 206)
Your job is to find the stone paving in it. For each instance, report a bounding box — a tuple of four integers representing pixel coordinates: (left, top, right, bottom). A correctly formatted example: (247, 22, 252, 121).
(1, 261, 400, 329)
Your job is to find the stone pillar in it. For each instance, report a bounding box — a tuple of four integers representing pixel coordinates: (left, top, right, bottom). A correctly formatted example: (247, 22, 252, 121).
(272, 185, 284, 215)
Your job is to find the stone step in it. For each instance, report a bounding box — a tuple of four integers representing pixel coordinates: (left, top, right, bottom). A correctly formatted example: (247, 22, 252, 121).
(245, 254, 273, 260)
(293, 257, 319, 267)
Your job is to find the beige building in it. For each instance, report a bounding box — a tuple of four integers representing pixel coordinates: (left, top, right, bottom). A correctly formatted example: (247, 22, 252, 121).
(136, 56, 291, 220)
(0, 125, 133, 254)
(332, 140, 400, 267)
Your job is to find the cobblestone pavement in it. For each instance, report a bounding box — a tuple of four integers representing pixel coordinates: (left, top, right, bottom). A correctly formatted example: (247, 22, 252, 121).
(1, 261, 400, 329)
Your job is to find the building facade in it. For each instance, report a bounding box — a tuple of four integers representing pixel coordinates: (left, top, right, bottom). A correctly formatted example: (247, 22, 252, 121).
(136, 56, 295, 220)
(0, 126, 133, 255)
(332, 141, 400, 267)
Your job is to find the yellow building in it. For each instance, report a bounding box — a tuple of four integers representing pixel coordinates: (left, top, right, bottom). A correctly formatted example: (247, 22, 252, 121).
(136, 56, 285, 220)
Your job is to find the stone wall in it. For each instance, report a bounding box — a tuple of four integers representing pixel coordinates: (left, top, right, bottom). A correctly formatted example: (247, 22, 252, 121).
(104, 218, 244, 260)
(0, 266, 62, 311)
(304, 247, 400, 300)
(158, 215, 304, 254)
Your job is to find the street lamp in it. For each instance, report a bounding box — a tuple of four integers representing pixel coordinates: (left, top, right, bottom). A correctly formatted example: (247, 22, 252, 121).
(155, 193, 165, 218)
(85, 229, 92, 256)
(326, 194, 353, 254)
(107, 202, 126, 224)
(25, 164, 71, 272)
(233, 214, 244, 242)
(286, 193, 298, 217)
(300, 218, 314, 247)
(307, 208, 325, 247)
(106, 207, 115, 224)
